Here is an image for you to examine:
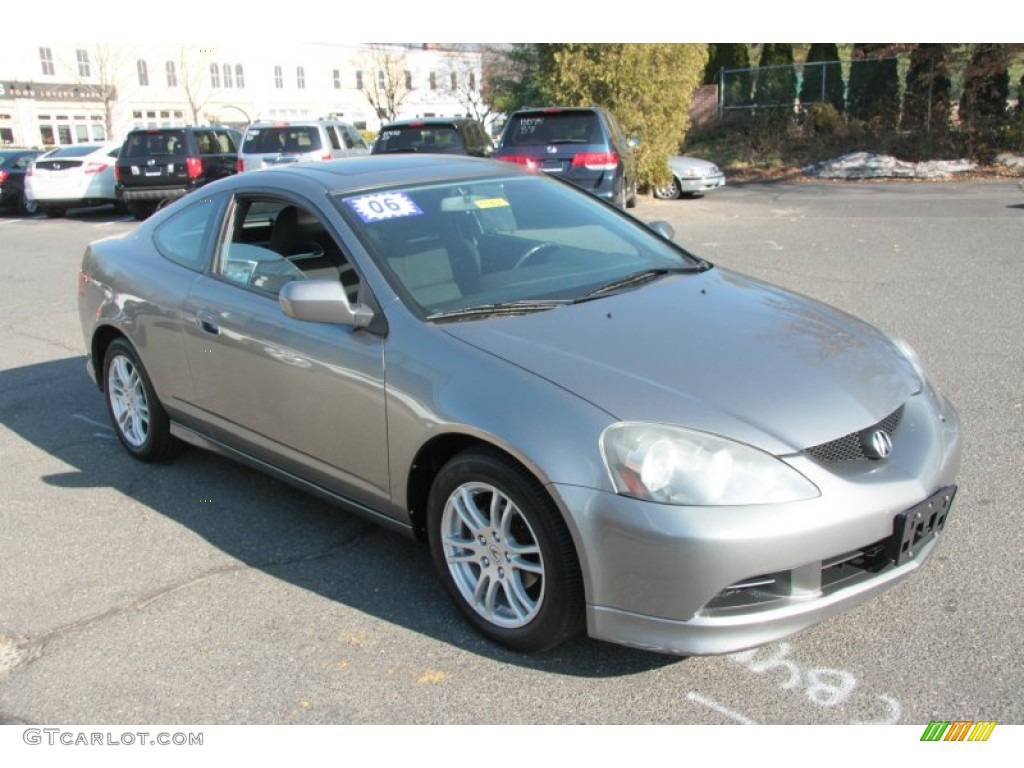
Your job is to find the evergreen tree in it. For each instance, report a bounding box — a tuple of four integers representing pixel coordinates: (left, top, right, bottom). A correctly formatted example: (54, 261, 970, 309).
(846, 43, 901, 129)
(799, 43, 843, 111)
(903, 44, 952, 134)
(959, 44, 1010, 128)
(753, 43, 796, 109)
(704, 44, 753, 109)
(543, 44, 709, 189)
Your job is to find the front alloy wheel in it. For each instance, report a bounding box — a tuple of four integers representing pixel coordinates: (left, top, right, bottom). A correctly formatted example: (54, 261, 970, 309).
(427, 449, 584, 653)
(654, 176, 681, 200)
(441, 481, 546, 629)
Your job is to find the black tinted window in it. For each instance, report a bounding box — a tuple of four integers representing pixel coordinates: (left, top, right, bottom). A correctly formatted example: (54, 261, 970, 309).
(501, 112, 601, 146)
(123, 131, 188, 158)
(374, 126, 466, 155)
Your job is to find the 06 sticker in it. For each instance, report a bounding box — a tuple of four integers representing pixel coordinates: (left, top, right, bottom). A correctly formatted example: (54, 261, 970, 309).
(346, 192, 423, 223)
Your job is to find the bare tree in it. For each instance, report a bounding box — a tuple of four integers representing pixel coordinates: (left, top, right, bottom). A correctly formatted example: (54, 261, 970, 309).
(175, 46, 216, 126)
(62, 44, 131, 140)
(443, 47, 494, 124)
(361, 44, 408, 122)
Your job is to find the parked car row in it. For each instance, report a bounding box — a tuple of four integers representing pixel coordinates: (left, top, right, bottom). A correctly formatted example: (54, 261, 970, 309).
(3, 110, 725, 220)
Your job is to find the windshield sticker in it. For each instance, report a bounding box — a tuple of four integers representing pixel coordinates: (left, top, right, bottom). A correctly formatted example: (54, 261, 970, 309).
(346, 192, 423, 223)
(473, 198, 509, 209)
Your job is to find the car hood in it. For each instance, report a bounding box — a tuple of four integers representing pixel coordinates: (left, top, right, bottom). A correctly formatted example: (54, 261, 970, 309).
(669, 156, 720, 174)
(442, 269, 919, 454)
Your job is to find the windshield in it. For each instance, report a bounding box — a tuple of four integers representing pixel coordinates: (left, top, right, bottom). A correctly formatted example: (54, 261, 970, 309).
(335, 174, 705, 318)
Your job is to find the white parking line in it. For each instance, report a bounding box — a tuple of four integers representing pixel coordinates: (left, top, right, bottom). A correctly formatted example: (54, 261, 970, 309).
(685, 691, 759, 724)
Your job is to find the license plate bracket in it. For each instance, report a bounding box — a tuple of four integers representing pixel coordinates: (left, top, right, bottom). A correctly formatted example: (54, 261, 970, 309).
(889, 485, 957, 566)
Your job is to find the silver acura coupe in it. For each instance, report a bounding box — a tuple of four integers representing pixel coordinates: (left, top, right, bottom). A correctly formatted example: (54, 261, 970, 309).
(78, 155, 962, 656)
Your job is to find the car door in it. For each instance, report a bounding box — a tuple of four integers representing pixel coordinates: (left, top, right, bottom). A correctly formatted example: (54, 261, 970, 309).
(181, 192, 391, 510)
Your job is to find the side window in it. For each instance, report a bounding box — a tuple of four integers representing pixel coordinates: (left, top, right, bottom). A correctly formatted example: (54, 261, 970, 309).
(154, 199, 219, 271)
(327, 126, 342, 150)
(216, 197, 362, 302)
(346, 127, 366, 150)
(195, 131, 216, 154)
(214, 130, 236, 153)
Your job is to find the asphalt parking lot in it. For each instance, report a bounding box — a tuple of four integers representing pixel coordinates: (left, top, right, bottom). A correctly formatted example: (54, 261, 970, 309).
(0, 181, 1021, 727)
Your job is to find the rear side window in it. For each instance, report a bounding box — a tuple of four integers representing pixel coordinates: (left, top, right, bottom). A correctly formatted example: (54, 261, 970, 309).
(154, 198, 219, 271)
(502, 112, 600, 146)
(241, 126, 323, 153)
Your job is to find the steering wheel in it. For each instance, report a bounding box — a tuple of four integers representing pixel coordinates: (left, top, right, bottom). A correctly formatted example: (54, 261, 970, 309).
(514, 242, 560, 269)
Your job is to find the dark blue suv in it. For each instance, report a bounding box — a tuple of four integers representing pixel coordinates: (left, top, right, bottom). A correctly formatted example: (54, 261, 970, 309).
(495, 106, 638, 209)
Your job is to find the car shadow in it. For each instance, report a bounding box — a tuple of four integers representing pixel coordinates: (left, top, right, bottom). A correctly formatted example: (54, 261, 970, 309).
(2, 356, 682, 678)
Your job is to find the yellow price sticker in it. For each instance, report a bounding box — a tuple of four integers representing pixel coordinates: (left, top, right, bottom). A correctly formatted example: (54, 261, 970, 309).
(473, 198, 509, 209)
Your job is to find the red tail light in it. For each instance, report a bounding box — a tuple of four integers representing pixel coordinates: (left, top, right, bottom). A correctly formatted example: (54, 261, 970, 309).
(236, 158, 244, 173)
(496, 154, 539, 169)
(84, 162, 108, 174)
(113, 164, 121, 183)
(0, 169, 8, 183)
(571, 151, 618, 171)
(186, 157, 203, 179)
(320, 151, 332, 161)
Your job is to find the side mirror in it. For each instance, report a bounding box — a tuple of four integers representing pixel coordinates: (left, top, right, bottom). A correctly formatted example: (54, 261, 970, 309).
(279, 279, 375, 328)
(647, 220, 675, 240)
(627, 136, 641, 149)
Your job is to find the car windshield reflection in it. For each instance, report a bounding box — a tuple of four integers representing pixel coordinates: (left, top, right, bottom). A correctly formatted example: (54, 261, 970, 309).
(335, 175, 703, 318)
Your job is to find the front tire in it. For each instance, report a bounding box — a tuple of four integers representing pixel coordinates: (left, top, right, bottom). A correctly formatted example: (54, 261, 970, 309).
(653, 176, 682, 200)
(427, 448, 584, 653)
(102, 338, 182, 462)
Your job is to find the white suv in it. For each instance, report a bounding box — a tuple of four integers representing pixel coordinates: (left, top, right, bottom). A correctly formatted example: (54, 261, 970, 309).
(237, 119, 369, 172)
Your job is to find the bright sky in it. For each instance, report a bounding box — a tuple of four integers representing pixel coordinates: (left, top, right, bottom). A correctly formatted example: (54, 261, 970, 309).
(4, 3, 1011, 43)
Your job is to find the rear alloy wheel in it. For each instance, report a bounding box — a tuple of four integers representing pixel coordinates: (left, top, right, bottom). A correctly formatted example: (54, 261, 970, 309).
(653, 177, 682, 200)
(427, 448, 584, 653)
(103, 339, 182, 462)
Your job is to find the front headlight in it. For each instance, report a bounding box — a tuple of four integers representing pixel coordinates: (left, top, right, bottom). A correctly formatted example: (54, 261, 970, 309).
(601, 423, 819, 506)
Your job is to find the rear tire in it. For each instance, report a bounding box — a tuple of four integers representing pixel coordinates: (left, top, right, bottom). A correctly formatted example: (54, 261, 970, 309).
(102, 338, 183, 462)
(126, 201, 155, 221)
(20, 194, 38, 215)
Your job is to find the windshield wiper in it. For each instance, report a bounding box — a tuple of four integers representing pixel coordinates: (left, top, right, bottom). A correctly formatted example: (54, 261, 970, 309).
(427, 299, 568, 322)
(574, 266, 704, 302)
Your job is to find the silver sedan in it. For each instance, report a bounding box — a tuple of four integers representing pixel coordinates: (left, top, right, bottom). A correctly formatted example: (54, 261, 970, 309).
(654, 155, 726, 199)
(78, 155, 961, 656)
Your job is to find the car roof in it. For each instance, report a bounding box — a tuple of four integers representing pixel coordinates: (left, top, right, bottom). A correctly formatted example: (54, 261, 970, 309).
(381, 117, 475, 128)
(229, 154, 523, 193)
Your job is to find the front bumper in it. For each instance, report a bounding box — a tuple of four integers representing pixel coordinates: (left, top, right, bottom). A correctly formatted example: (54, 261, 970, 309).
(553, 393, 961, 656)
(677, 174, 726, 193)
(118, 186, 189, 202)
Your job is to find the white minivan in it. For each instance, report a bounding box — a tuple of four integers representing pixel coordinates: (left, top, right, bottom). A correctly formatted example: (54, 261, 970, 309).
(236, 119, 369, 172)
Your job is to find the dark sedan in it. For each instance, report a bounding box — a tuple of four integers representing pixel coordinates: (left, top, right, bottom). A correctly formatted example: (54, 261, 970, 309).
(0, 149, 43, 214)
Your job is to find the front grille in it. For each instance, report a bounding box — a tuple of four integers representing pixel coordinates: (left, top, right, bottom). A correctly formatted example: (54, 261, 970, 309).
(805, 405, 904, 463)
